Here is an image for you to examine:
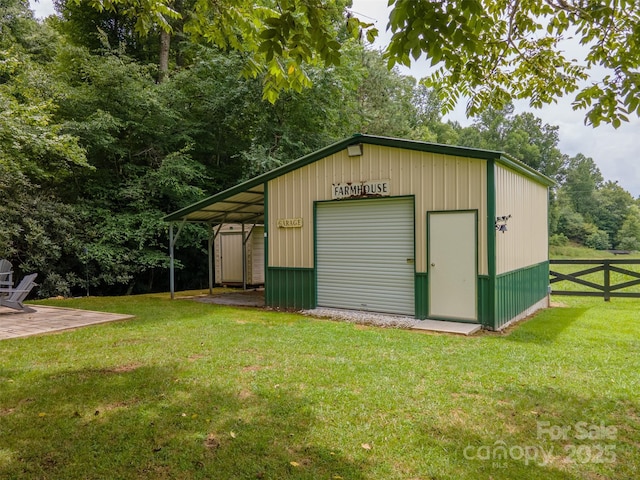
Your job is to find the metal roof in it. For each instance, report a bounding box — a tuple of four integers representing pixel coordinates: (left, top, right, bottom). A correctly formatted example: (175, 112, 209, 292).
(164, 134, 555, 224)
(167, 185, 265, 224)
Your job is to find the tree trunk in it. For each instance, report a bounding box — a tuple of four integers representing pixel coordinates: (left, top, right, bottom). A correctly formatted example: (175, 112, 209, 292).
(159, 30, 171, 83)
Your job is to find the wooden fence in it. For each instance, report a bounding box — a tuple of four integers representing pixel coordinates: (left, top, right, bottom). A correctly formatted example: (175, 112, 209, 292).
(549, 259, 640, 301)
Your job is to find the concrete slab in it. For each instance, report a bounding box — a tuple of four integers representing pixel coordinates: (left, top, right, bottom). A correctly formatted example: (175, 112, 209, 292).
(0, 305, 134, 340)
(410, 319, 482, 335)
(192, 290, 265, 307)
(191, 293, 482, 335)
(304, 307, 482, 335)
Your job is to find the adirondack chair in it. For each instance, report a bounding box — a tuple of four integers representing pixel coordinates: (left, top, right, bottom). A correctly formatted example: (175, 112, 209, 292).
(0, 273, 38, 313)
(0, 259, 13, 293)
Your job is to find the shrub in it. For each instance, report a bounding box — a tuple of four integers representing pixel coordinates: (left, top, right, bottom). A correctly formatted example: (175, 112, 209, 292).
(585, 230, 611, 250)
(617, 236, 639, 251)
(38, 272, 72, 298)
(549, 233, 569, 246)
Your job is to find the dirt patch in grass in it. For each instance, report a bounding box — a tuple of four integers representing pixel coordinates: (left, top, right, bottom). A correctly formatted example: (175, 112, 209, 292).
(111, 338, 145, 347)
(241, 365, 264, 372)
(94, 399, 139, 415)
(238, 389, 254, 400)
(451, 392, 484, 401)
(1, 397, 34, 415)
(107, 363, 142, 374)
(550, 301, 568, 308)
(204, 433, 221, 450)
(354, 324, 375, 330)
(446, 408, 469, 425)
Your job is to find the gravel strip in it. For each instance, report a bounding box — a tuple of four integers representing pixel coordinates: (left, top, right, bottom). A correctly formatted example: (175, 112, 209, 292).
(302, 307, 420, 329)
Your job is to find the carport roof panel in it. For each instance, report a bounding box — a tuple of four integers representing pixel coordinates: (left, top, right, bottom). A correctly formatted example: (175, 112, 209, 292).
(164, 134, 554, 223)
(166, 186, 265, 223)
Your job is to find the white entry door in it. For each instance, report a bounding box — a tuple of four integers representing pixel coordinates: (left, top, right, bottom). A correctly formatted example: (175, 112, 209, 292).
(428, 211, 477, 321)
(316, 198, 415, 316)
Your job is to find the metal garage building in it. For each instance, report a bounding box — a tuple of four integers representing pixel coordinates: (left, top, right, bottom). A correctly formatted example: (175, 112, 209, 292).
(165, 134, 554, 330)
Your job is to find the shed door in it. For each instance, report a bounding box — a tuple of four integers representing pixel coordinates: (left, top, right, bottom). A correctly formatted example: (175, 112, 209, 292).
(428, 211, 477, 321)
(251, 227, 265, 284)
(221, 233, 243, 283)
(317, 198, 415, 315)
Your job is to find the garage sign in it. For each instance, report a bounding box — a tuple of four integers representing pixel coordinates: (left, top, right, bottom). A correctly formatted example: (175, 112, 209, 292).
(277, 217, 303, 228)
(331, 180, 390, 200)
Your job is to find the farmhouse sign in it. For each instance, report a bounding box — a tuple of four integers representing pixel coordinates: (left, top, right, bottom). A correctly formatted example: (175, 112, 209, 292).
(331, 180, 390, 200)
(277, 217, 303, 228)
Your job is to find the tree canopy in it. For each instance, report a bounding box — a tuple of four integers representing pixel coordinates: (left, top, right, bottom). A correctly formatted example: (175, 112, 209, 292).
(75, 0, 640, 127)
(385, 0, 640, 128)
(1, 0, 638, 297)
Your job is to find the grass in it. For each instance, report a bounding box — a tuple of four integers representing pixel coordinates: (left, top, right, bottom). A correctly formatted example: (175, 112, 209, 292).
(0, 293, 638, 479)
(550, 244, 640, 259)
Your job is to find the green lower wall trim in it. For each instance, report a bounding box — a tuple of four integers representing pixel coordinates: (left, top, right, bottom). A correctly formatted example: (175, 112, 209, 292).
(477, 276, 490, 327)
(494, 261, 549, 329)
(415, 273, 428, 319)
(264, 264, 547, 325)
(265, 267, 316, 310)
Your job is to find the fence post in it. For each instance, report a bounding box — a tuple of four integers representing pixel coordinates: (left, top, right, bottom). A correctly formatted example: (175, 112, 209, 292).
(603, 261, 610, 302)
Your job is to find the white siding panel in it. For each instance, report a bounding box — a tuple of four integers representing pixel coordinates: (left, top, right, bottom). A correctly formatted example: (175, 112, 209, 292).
(251, 226, 265, 284)
(316, 198, 415, 315)
(495, 165, 549, 274)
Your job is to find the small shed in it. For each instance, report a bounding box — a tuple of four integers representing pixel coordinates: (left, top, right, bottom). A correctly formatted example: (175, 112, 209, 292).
(214, 224, 264, 286)
(165, 135, 554, 330)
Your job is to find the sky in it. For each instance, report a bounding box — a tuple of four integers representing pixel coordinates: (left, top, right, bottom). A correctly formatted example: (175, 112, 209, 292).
(28, 0, 640, 197)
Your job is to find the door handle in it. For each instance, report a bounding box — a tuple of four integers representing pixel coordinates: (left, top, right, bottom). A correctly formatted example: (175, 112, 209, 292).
(431, 263, 436, 267)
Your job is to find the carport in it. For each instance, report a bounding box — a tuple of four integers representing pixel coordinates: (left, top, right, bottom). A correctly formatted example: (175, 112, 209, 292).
(164, 183, 265, 299)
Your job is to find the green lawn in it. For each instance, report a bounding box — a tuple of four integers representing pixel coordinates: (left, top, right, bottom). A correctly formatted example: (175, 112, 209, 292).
(1, 293, 638, 479)
(550, 245, 640, 260)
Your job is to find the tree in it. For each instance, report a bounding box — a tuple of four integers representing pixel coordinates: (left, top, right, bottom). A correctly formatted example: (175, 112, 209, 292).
(385, 0, 640, 127)
(617, 206, 640, 251)
(0, 6, 91, 295)
(350, 49, 419, 138)
(563, 154, 603, 220)
(72, 0, 371, 99)
(455, 105, 565, 179)
(592, 181, 634, 246)
(74, 0, 640, 126)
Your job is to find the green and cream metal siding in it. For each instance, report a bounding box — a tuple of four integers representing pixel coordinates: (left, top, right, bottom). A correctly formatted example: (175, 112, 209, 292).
(165, 134, 554, 330)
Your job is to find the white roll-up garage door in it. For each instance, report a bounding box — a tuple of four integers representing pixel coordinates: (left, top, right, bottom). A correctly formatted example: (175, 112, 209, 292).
(316, 197, 415, 315)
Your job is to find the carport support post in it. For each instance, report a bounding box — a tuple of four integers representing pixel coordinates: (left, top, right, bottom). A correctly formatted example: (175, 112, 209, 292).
(169, 220, 186, 300)
(169, 223, 175, 300)
(208, 224, 214, 295)
(242, 223, 246, 290)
